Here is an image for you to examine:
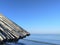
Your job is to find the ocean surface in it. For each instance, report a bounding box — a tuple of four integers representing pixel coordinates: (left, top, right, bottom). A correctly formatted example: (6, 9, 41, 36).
(1, 34, 60, 45)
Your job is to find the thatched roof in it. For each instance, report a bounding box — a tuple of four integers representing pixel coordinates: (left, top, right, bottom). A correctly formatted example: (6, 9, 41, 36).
(0, 14, 30, 43)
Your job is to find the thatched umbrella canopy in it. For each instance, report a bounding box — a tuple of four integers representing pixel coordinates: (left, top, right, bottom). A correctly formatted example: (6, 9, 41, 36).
(0, 14, 30, 43)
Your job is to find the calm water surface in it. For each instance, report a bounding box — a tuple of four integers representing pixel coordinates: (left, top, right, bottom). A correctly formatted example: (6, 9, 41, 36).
(26, 34, 60, 45)
(1, 34, 60, 45)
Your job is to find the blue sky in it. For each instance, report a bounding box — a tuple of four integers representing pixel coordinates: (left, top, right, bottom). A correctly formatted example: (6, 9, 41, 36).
(0, 0, 60, 34)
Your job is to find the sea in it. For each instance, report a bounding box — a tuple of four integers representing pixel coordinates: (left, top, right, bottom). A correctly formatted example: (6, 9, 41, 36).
(1, 34, 60, 45)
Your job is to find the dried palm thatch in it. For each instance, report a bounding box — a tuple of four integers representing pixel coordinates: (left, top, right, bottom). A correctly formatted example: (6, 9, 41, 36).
(0, 14, 30, 43)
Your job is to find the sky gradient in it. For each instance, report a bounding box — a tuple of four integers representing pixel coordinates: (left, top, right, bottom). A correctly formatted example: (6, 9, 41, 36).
(0, 0, 60, 34)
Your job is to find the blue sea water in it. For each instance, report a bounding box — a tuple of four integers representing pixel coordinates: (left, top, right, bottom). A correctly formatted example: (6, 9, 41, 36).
(25, 34, 60, 45)
(2, 34, 60, 45)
